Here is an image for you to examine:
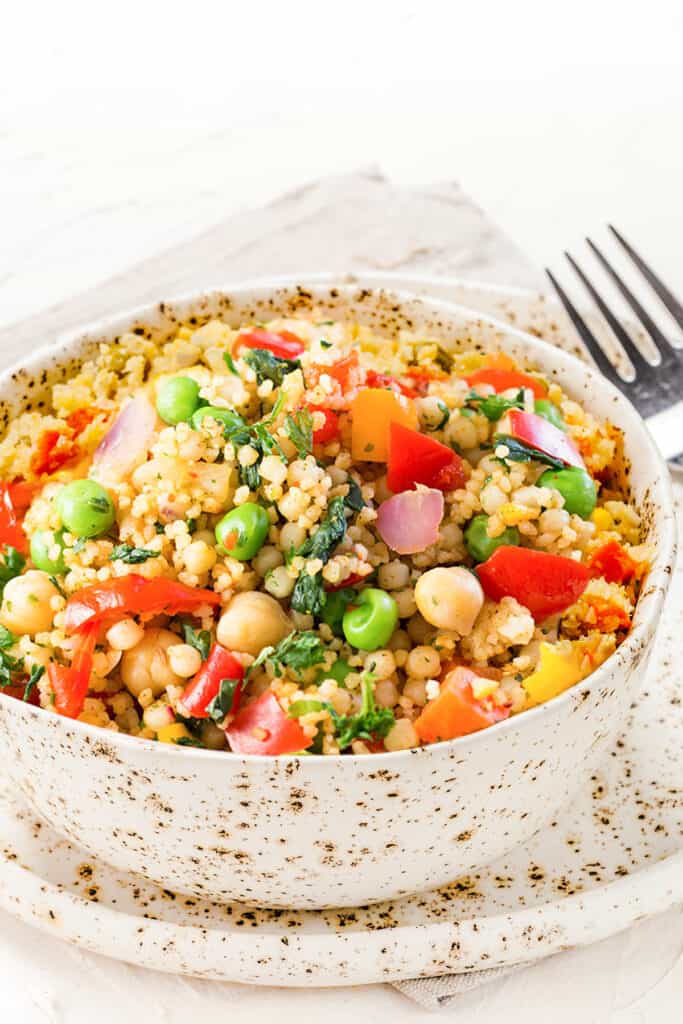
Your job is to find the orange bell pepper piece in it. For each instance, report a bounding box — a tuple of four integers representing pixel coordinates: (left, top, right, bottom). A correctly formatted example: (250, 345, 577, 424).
(350, 388, 418, 462)
(414, 666, 510, 743)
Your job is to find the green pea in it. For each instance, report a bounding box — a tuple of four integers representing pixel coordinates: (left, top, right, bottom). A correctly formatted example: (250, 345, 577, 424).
(191, 406, 244, 434)
(57, 480, 116, 538)
(464, 514, 520, 563)
(537, 466, 597, 519)
(315, 657, 352, 686)
(342, 587, 398, 651)
(534, 399, 566, 432)
(30, 528, 67, 574)
(215, 503, 269, 560)
(288, 698, 326, 717)
(156, 376, 201, 425)
(320, 587, 355, 636)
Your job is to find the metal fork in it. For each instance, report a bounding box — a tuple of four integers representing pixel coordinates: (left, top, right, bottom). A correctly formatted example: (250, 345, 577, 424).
(545, 225, 683, 470)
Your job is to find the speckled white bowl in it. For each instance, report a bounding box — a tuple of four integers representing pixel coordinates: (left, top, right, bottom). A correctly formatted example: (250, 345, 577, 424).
(0, 280, 675, 909)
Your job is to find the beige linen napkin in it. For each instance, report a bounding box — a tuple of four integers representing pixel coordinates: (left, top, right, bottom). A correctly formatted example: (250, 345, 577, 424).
(0, 169, 545, 1007)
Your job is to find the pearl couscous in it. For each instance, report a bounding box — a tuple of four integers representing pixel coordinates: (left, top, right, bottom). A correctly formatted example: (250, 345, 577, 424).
(0, 315, 647, 755)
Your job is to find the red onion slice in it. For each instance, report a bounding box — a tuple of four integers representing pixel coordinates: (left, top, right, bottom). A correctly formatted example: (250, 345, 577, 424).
(376, 487, 444, 554)
(91, 391, 158, 482)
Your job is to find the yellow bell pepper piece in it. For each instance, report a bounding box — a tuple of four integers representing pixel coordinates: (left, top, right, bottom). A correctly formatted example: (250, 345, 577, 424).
(591, 507, 613, 532)
(157, 722, 192, 744)
(350, 388, 418, 462)
(522, 641, 584, 708)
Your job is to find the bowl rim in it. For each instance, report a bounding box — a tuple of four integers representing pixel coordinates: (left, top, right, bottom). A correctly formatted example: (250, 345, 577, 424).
(0, 273, 676, 766)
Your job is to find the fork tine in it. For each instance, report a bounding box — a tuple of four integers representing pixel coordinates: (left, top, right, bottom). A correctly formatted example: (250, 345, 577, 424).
(563, 251, 653, 377)
(585, 237, 669, 355)
(608, 225, 683, 333)
(545, 269, 622, 384)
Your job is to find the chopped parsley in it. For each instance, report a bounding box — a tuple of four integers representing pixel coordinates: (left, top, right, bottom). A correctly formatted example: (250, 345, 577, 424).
(431, 399, 450, 431)
(332, 674, 395, 750)
(319, 339, 332, 348)
(243, 347, 301, 386)
(283, 409, 313, 458)
(249, 630, 327, 678)
(48, 575, 67, 599)
(23, 663, 44, 702)
(223, 351, 239, 375)
(291, 497, 348, 616)
(0, 648, 24, 689)
(181, 624, 212, 662)
(0, 626, 17, 649)
(465, 388, 525, 422)
(343, 477, 365, 512)
(206, 678, 241, 724)
(0, 546, 25, 596)
(434, 346, 454, 373)
(109, 544, 159, 564)
(493, 434, 565, 470)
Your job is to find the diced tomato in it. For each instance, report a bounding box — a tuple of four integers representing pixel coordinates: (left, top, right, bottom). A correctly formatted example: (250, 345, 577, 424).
(506, 410, 584, 469)
(30, 430, 80, 477)
(64, 575, 220, 634)
(404, 367, 448, 391)
(308, 405, 340, 444)
(226, 691, 311, 755)
(588, 540, 637, 585)
(306, 352, 365, 408)
(583, 596, 632, 632)
(365, 370, 419, 399)
(65, 407, 103, 434)
(386, 422, 465, 493)
(414, 666, 510, 743)
(0, 484, 28, 554)
(464, 368, 547, 399)
(0, 684, 41, 706)
(233, 328, 304, 360)
(324, 572, 367, 593)
(430, 458, 468, 493)
(180, 643, 244, 719)
(48, 623, 99, 719)
(477, 546, 590, 622)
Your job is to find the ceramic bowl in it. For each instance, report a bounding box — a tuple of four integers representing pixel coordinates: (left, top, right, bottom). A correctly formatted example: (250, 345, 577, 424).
(0, 279, 675, 909)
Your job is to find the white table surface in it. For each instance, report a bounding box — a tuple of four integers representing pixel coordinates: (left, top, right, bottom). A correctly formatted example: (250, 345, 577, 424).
(1, 2, 682, 1019)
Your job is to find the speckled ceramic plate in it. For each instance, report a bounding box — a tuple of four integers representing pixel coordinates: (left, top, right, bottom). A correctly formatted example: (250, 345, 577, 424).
(0, 281, 680, 987)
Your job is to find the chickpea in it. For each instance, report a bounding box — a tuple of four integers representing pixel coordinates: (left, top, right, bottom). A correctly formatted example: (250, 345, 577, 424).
(216, 591, 292, 656)
(120, 628, 185, 698)
(0, 571, 59, 635)
(405, 645, 441, 679)
(414, 567, 484, 635)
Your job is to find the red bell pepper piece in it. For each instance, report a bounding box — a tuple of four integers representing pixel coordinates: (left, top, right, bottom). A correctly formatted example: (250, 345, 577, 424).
(305, 352, 365, 408)
(464, 368, 547, 399)
(0, 483, 29, 555)
(324, 571, 367, 593)
(233, 328, 304, 360)
(48, 622, 99, 719)
(588, 540, 637, 584)
(365, 370, 419, 399)
(7, 480, 38, 511)
(430, 459, 468, 493)
(386, 423, 466, 493)
(64, 575, 220, 634)
(414, 666, 511, 743)
(180, 643, 244, 719)
(308, 405, 340, 444)
(477, 546, 590, 622)
(506, 410, 584, 469)
(226, 691, 311, 755)
(30, 429, 80, 477)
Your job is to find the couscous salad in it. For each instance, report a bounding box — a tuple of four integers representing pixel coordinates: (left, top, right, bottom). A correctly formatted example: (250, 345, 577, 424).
(0, 317, 647, 755)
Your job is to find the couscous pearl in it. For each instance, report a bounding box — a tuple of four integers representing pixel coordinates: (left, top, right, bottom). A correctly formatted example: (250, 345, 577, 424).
(378, 559, 410, 591)
(264, 565, 295, 598)
(167, 644, 203, 678)
(384, 718, 420, 752)
(106, 618, 144, 652)
(279, 522, 307, 551)
(183, 540, 217, 575)
(403, 678, 427, 706)
(364, 649, 396, 680)
(260, 455, 288, 485)
(404, 645, 441, 679)
(252, 545, 284, 577)
(374, 677, 399, 708)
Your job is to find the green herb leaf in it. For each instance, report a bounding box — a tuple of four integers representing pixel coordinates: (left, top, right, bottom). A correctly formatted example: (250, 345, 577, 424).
(465, 388, 525, 422)
(343, 478, 365, 512)
(319, 339, 332, 348)
(181, 624, 212, 662)
(206, 677, 241, 724)
(109, 544, 159, 565)
(252, 630, 328, 679)
(434, 346, 454, 373)
(290, 497, 348, 616)
(332, 674, 395, 750)
(243, 348, 300, 386)
(0, 546, 25, 595)
(283, 409, 313, 458)
(175, 735, 204, 747)
(223, 351, 239, 375)
(0, 626, 17, 649)
(23, 663, 44, 702)
(0, 647, 24, 689)
(493, 434, 565, 470)
(431, 399, 450, 431)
